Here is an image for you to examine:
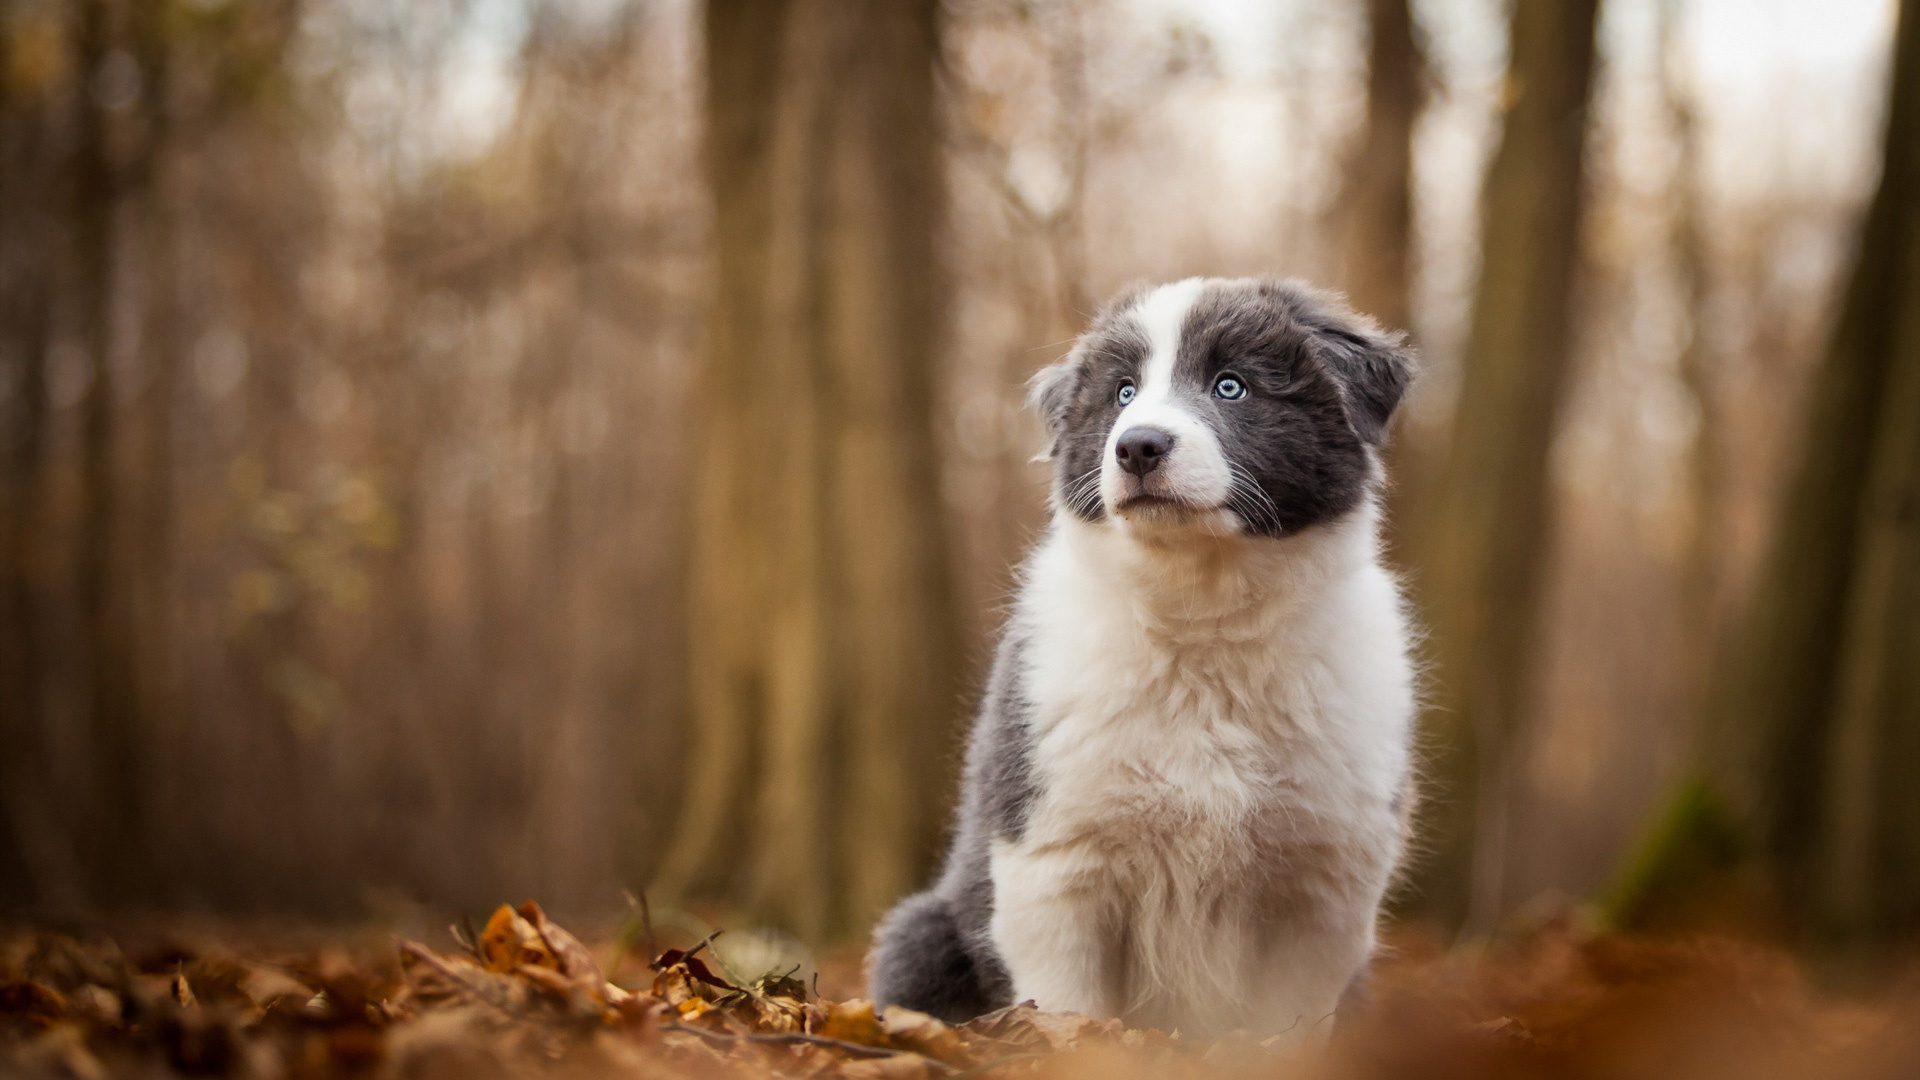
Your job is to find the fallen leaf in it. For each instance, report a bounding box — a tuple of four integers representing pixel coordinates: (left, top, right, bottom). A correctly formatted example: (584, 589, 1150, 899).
(881, 1005, 970, 1065)
(517, 902, 603, 987)
(0, 981, 67, 1025)
(239, 966, 312, 1009)
(820, 998, 889, 1048)
(70, 985, 119, 1025)
(478, 905, 554, 976)
(19, 1024, 106, 1080)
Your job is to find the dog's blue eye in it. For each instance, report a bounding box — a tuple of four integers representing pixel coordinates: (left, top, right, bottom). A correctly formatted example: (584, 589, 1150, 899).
(1214, 375, 1246, 400)
(1116, 382, 1136, 406)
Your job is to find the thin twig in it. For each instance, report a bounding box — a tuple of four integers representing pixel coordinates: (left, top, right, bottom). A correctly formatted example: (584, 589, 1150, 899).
(639, 892, 656, 966)
(683, 929, 722, 964)
(609, 890, 656, 980)
(396, 940, 517, 1016)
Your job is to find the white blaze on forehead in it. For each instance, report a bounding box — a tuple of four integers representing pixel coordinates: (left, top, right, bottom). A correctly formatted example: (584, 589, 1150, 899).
(1131, 278, 1207, 405)
(1099, 277, 1234, 523)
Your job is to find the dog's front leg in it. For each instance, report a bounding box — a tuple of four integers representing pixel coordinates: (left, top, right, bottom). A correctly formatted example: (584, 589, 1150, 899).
(988, 843, 1121, 1018)
(1246, 896, 1378, 1044)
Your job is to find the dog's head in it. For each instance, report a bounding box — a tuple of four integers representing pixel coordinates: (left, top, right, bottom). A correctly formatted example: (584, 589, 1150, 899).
(1030, 277, 1413, 539)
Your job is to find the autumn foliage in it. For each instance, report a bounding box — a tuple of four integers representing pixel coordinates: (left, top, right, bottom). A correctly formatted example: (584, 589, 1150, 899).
(4, 903, 1918, 1080)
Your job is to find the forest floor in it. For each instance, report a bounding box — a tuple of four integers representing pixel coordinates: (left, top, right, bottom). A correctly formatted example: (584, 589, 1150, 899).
(4, 900, 1918, 1080)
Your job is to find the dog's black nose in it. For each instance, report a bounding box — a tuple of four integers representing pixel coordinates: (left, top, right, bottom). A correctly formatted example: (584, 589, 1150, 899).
(1114, 427, 1174, 476)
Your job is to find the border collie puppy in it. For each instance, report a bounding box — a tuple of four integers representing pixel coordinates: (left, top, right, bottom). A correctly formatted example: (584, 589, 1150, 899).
(868, 278, 1418, 1038)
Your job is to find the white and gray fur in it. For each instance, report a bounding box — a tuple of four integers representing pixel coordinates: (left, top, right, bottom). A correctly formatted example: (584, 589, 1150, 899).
(868, 278, 1419, 1038)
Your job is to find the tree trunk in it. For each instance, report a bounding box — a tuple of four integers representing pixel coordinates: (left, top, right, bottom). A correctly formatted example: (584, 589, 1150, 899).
(0, 0, 56, 905)
(1614, 0, 1920, 958)
(1661, 0, 1726, 730)
(1410, 0, 1601, 932)
(656, 0, 960, 940)
(1338, 0, 1424, 335)
(0, 0, 172, 910)
(73, 0, 149, 905)
(1339, 0, 1434, 705)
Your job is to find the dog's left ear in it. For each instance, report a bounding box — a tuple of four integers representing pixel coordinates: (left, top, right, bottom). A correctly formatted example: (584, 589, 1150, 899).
(1309, 319, 1415, 446)
(1026, 357, 1081, 461)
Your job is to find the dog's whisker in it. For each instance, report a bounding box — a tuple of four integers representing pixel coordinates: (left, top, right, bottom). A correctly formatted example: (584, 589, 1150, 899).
(1226, 462, 1279, 530)
(1235, 463, 1279, 519)
(1058, 465, 1106, 516)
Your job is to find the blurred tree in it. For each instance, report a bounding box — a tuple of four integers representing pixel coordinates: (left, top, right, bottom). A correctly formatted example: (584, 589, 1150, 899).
(1338, 0, 1434, 674)
(1660, 0, 1721, 697)
(1411, 0, 1602, 932)
(942, 1, 1095, 635)
(655, 0, 961, 939)
(5, 0, 713, 918)
(1613, 0, 1920, 958)
(0, 0, 168, 906)
(1336, 0, 1425, 336)
(0, 0, 321, 911)
(0, 0, 61, 904)
(73, 0, 167, 906)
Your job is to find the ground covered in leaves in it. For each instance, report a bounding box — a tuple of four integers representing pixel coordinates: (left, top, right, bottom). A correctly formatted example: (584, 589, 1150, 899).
(4, 902, 1919, 1080)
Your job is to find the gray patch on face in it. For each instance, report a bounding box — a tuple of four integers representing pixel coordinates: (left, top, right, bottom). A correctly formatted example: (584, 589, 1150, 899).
(1032, 291, 1153, 525)
(1265, 284, 1413, 446)
(1186, 284, 1346, 532)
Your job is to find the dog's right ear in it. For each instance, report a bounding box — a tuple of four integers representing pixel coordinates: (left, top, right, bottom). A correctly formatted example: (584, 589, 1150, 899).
(1026, 358, 1081, 462)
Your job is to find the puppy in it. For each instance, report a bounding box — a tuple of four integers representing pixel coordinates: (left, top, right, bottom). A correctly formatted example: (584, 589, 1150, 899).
(869, 278, 1418, 1038)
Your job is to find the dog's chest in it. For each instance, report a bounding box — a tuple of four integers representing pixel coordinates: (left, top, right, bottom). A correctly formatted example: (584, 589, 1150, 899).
(1018, 607, 1373, 869)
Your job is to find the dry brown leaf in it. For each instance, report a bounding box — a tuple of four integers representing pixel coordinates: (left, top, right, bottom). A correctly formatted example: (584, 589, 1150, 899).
(69, 985, 119, 1025)
(238, 966, 311, 1009)
(730, 992, 802, 1034)
(17, 1024, 106, 1080)
(959, 1002, 1047, 1040)
(478, 904, 555, 975)
(653, 962, 705, 1008)
(11, 908, 1920, 1080)
(514, 963, 579, 1000)
(517, 901, 604, 987)
(1018, 1010, 1119, 1051)
(398, 940, 529, 1015)
(1, 981, 67, 1025)
(820, 998, 890, 1048)
(881, 1005, 970, 1065)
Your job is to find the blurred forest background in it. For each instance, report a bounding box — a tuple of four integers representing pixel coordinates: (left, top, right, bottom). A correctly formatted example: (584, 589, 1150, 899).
(3, 0, 1917, 972)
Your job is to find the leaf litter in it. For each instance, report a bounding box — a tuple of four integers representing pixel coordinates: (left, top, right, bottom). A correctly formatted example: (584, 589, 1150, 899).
(3, 901, 1919, 1080)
